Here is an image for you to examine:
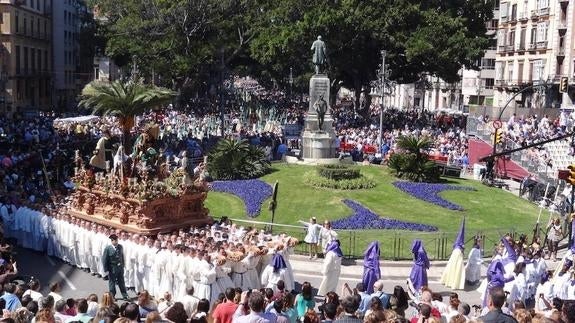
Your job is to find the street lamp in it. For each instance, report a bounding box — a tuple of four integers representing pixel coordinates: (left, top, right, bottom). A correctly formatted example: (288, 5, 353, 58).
(378, 50, 386, 147)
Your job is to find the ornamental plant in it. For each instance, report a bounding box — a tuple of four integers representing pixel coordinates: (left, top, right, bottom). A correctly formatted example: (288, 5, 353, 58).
(387, 135, 440, 182)
(207, 139, 271, 180)
(211, 179, 273, 217)
(393, 181, 475, 211)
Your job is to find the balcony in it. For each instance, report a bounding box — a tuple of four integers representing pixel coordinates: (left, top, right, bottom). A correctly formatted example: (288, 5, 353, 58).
(531, 10, 539, 19)
(560, 0, 569, 3)
(506, 45, 515, 52)
(495, 80, 506, 87)
(537, 41, 548, 49)
(528, 43, 537, 50)
(500, 16, 509, 23)
(538, 7, 550, 16)
(517, 43, 526, 52)
(557, 47, 566, 56)
(498, 45, 507, 53)
(519, 12, 529, 22)
(558, 21, 567, 31)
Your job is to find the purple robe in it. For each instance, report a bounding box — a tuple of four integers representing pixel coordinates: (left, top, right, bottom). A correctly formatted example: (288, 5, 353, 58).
(409, 239, 430, 291)
(482, 259, 506, 307)
(453, 217, 465, 250)
(500, 237, 517, 267)
(362, 241, 381, 294)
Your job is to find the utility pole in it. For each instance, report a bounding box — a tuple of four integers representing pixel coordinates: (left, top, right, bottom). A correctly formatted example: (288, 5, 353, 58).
(289, 67, 293, 99)
(378, 50, 386, 147)
(219, 49, 225, 136)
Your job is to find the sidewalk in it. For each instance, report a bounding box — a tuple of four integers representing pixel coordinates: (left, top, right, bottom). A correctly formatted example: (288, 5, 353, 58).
(290, 247, 566, 281)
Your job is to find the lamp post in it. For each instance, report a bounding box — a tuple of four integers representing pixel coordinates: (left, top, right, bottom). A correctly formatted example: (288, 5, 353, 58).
(378, 50, 386, 147)
(289, 67, 293, 99)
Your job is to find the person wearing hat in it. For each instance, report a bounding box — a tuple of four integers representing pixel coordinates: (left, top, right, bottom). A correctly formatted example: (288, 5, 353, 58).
(102, 234, 129, 300)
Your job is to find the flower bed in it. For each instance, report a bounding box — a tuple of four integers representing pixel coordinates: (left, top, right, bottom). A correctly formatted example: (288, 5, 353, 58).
(393, 181, 475, 211)
(211, 179, 273, 217)
(331, 199, 438, 231)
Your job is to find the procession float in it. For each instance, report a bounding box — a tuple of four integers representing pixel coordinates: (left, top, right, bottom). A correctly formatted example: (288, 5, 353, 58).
(64, 81, 212, 235)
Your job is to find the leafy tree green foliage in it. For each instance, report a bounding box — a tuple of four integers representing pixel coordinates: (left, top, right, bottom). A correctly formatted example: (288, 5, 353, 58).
(388, 135, 439, 182)
(79, 80, 175, 150)
(89, 0, 493, 111)
(207, 139, 271, 180)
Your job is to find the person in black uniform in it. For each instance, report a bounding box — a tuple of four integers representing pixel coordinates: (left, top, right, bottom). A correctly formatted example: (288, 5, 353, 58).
(102, 234, 129, 300)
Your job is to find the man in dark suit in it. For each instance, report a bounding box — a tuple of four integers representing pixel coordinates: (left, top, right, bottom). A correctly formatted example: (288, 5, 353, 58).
(334, 295, 362, 323)
(479, 287, 518, 323)
(102, 234, 129, 300)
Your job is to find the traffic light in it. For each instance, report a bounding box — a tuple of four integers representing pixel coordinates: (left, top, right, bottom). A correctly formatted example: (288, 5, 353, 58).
(494, 129, 503, 144)
(560, 77, 569, 93)
(568, 164, 575, 185)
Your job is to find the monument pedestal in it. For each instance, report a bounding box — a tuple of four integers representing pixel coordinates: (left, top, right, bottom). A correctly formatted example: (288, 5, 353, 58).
(302, 74, 337, 160)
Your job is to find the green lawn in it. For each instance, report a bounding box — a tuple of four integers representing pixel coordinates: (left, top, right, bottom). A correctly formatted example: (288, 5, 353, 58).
(205, 164, 542, 259)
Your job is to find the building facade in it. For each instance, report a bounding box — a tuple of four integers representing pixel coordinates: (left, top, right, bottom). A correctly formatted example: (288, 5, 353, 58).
(493, 0, 571, 110)
(0, 0, 52, 117)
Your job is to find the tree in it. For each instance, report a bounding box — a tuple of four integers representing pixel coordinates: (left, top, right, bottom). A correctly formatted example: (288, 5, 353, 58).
(207, 139, 271, 180)
(248, 0, 494, 117)
(387, 135, 439, 182)
(79, 80, 175, 151)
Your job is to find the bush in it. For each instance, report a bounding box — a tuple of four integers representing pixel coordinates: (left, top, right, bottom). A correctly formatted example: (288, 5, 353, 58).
(317, 165, 361, 180)
(305, 171, 376, 190)
(207, 139, 271, 180)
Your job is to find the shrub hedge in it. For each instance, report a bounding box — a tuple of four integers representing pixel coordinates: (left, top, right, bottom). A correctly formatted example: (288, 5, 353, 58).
(305, 171, 376, 190)
(317, 165, 361, 180)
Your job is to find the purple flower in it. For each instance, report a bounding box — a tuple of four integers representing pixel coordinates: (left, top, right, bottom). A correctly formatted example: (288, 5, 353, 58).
(331, 199, 438, 231)
(211, 179, 273, 217)
(393, 181, 475, 211)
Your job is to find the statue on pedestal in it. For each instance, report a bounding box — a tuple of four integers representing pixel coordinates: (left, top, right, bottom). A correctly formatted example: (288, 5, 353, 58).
(311, 36, 327, 74)
(314, 95, 328, 131)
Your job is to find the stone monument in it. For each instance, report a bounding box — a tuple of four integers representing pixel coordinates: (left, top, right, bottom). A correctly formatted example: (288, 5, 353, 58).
(302, 36, 337, 159)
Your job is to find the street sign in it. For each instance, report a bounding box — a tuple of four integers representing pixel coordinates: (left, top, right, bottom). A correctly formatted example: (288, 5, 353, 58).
(493, 120, 502, 129)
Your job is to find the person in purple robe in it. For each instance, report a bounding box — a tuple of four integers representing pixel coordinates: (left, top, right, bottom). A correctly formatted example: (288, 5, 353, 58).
(409, 239, 430, 292)
(362, 241, 381, 294)
(482, 259, 506, 307)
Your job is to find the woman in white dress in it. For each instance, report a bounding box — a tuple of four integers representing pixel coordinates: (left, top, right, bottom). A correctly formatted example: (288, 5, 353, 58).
(298, 217, 322, 259)
(318, 240, 343, 296)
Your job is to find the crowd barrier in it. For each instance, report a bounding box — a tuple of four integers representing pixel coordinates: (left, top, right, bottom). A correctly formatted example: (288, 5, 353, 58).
(224, 218, 536, 260)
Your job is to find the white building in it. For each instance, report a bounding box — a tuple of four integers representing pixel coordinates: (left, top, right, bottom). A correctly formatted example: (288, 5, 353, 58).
(493, 0, 572, 110)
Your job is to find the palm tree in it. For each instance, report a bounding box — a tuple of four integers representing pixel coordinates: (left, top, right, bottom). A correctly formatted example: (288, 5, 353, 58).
(79, 80, 175, 152)
(388, 135, 439, 182)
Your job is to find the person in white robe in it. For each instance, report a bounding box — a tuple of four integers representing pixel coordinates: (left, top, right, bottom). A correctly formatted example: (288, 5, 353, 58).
(231, 250, 252, 290)
(465, 239, 483, 285)
(0, 201, 15, 239)
(320, 221, 338, 253)
(133, 236, 147, 292)
(145, 239, 159, 297)
(214, 257, 234, 293)
(553, 259, 573, 300)
(172, 246, 186, 299)
(260, 253, 288, 293)
(505, 261, 527, 310)
(277, 239, 296, 292)
(195, 253, 217, 304)
(440, 217, 465, 290)
(318, 240, 343, 296)
(246, 248, 262, 289)
(157, 242, 174, 300)
(178, 247, 197, 300)
(123, 233, 137, 290)
(535, 271, 554, 311)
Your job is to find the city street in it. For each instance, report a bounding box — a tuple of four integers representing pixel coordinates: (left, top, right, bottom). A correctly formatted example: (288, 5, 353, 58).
(14, 246, 545, 309)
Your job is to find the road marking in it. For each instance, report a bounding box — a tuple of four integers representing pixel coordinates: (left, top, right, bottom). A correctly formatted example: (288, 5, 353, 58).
(45, 255, 55, 266)
(57, 271, 77, 290)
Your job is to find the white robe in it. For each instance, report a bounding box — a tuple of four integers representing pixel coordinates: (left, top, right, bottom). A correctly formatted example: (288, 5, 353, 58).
(465, 247, 482, 283)
(246, 253, 261, 289)
(318, 251, 342, 296)
(195, 260, 217, 304)
(157, 250, 173, 299)
(231, 258, 252, 290)
(260, 265, 287, 293)
(215, 262, 234, 293)
(134, 243, 147, 292)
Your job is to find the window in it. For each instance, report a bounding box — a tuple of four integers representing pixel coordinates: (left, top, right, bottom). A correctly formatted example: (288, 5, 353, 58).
(23, 18, 27, 35)
(508, 30, 515, 48)
(31, 48, 35, 73)
(498, 30, 507, 46)
(44, 21, 47, 39)
(537, 0, 549, 9)
(15, 13, 19, 33)
(44, 50, 48, 71)
(481, 58, 496, 70)
(518, 62, 524, 83)
(508, 61, 514, 81)
(537, 22, 548, 42)
(64, 10, 67, 25)
(23, 47, 28, 73)
(15, 46, 21, 74)
(485, 78, 495, 89)
(496, 61, 504, 80)
(511, 4, 517, 20)
(530, 28, 537, 44)
(520, 28, 526, 50)
(38, 50, 42, 71)
(500, 2, 509, 18)
(534, 59, 545, 80)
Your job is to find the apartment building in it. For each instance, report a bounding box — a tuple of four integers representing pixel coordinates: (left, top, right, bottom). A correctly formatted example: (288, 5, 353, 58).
(493, 0, 572, 110)
(0, 0, 52, 117)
